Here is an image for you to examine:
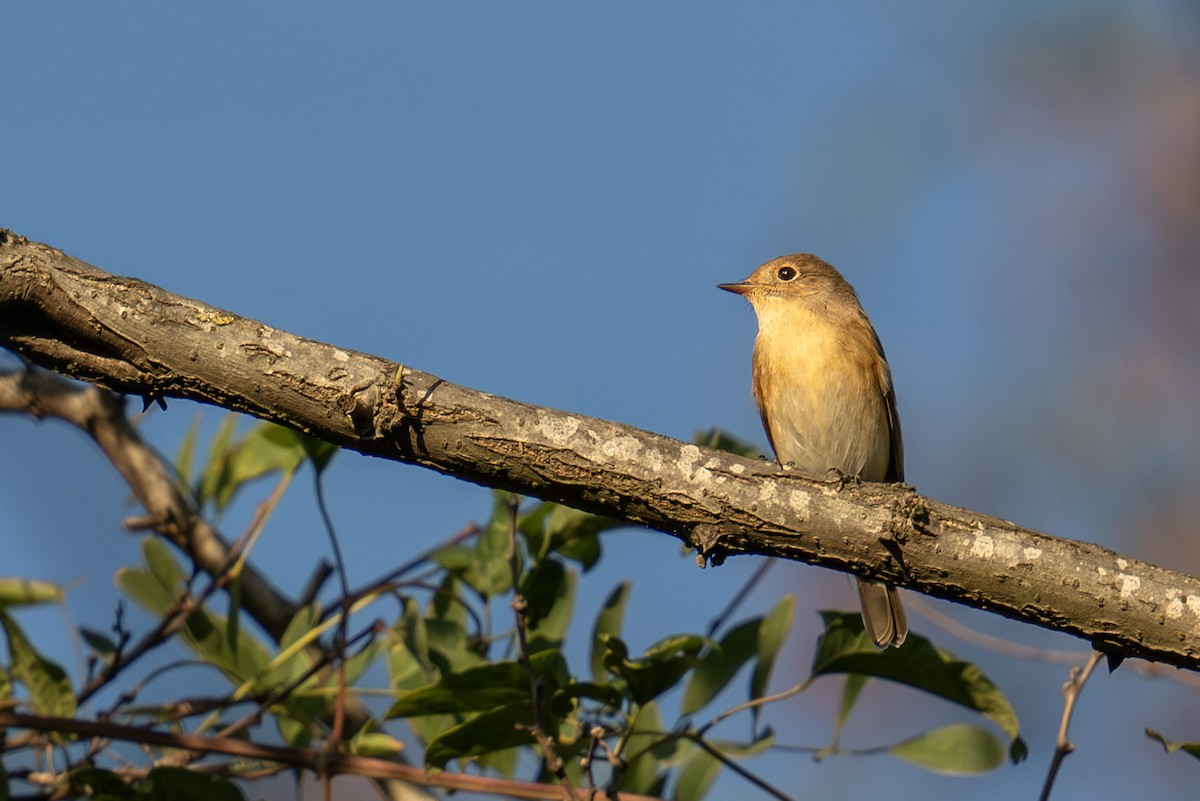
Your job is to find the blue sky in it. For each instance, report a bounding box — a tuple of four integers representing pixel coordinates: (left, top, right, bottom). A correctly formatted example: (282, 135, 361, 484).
(4, 3, 1200, 799)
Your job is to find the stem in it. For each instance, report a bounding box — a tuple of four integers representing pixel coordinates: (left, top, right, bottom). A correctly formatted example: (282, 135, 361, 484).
(1038, 650, 1103, 801)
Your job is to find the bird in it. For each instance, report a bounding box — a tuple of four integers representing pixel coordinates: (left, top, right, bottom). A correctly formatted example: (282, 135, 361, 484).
(720, 254, 907, 648)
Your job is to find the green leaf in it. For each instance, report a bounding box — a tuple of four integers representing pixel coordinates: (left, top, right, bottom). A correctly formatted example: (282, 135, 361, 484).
(430, 545, 472, 575)
(276, 712, 315, 749)
(408, 713, 458, 751)
(645, 635, 708, 661)
(811, 611, 1026, 762)
(79, 627, 118, 661)
(425, 617, 484, 676)
(520, 557, 566, 627)
(543, 505, 620, 569)
(751, 594, 794, 699)
(889, 724, 1005, 774)
(433, 491, 514, 599)
(615, 701, 669, 795)
(429, 573, 470, 631)
(343, 635, 383, 686)
(115, 540, 271, 684)
(692, 428, 765, 460)
(114, 538, 184, 615)
(140, 766, 246, 801)
(114, 566, 169, 614)
(681, 618, 759, 716)
(423, 701, 532, 770)
(675, 730, 775, 800)
(558, 533, 602, 569)
(0, 609, 75, 718)
(197, 413, 239, 506)
(0, 578, 64, 607)
(386, 612, 455, 748)
(297, 432, 339, 474)
(391, 597, 434, 685)
(262, 604, 329, 746)
(832, 674, 868, 745)
(211, 423, 307, 511)
(478, 744, 522, 777)
(522, 559, 576, 652)
(388, 640, 430, 692)
(673, 744, 721, 801)
(474, 492, 516, 597)
(262, 605, 319, 688)
(559, 681, 624, 708)
(516, 501, 555, 559)
(602, 634, 706, 706)
(71, 767, 135, 799)
(142, 538, 185, 598)
(278, 604, 320, 654)
(591, 582, 631, 681)
(1147, 728, 1200, 761)
(174, 413, 202, 491)
(385, 650, 566, 719)
(349, 729, 404, 758)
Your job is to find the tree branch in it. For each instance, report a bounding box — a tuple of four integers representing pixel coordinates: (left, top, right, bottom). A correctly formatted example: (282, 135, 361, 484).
(3, 228, 1199, 670)
(0, 364, 295, 640)
(0, 711, 660, 801)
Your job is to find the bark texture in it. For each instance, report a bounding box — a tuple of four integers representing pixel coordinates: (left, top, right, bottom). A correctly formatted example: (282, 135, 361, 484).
(2, 228, 1199, 670)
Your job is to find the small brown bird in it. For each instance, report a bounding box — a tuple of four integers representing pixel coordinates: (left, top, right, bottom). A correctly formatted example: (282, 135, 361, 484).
(720, 254, 907, 648)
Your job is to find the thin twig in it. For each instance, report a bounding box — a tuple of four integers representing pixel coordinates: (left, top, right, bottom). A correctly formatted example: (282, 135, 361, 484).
(1038, 650, 1103, 801)
(0, 711, 667, 801)
(349, 522, 482, 601)
(148, 623, 383, 771)
(906, 595, 1090, 664)
(909, 594, 1200, 689)
(83, 472, 287, 711)
(0, 366, 296, 641)
(696, 679, 811, 738)
(374, 578, 487, 635)
(580, 726, 606, 793)
(506, 494, 580, 801)
(84, 572, 230, 710)
(687, 735, 795, 801)
(297, 561, 335, 609)
(706, 560, 773, 639)
(214, 622, 381, 742)
(311, 468, 351, 801)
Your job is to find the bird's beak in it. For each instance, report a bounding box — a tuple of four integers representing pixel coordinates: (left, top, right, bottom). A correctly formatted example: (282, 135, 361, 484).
(718, 282, 751, 296)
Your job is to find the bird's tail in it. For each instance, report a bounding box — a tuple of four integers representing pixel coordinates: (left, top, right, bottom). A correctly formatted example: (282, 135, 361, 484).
(857, 580, 907, 648)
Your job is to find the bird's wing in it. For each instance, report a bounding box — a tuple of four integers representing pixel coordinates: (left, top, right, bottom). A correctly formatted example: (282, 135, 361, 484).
(872, 330, 904, 483)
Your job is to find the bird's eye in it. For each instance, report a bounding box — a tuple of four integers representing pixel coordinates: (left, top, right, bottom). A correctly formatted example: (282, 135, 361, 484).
(776, 266, 797, 281)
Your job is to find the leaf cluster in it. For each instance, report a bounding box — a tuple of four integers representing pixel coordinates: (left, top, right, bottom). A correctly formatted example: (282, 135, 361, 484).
(0, 419, 1047, 800)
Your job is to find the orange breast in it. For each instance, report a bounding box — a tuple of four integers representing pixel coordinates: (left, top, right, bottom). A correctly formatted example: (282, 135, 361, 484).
(751, 303, 891, 480)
